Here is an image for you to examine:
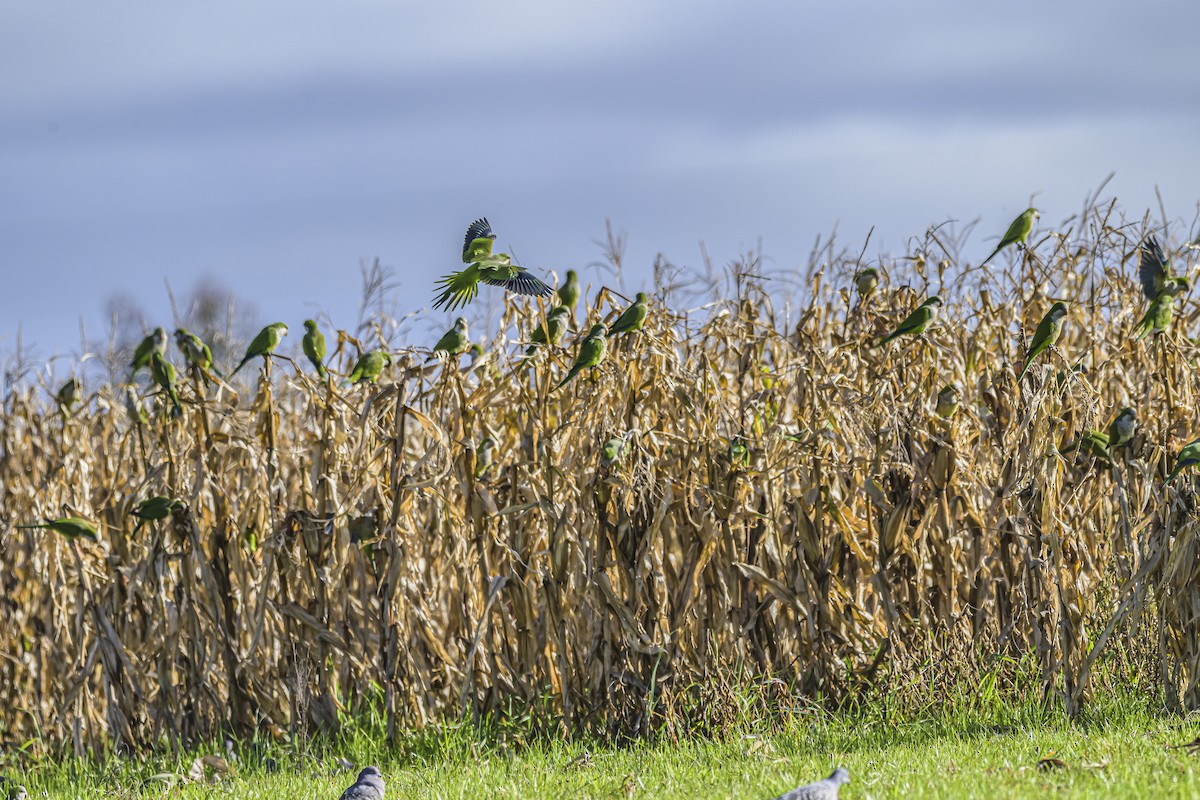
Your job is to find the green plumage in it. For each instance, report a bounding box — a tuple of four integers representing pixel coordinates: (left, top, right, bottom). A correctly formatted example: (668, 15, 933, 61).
(302, 320, 327, 378)
(130, 328, 168, 377)
(55, 378, 79, 411)
(557, 270, 580, 311)
(1106, 407, 1137, 451)
(150, 353, 183, 418)
(232, 322, 288, 376)
(132, 496, 184, 530)
(608, 293, 649, 336)
(17, 516, 99, 541)
(854, 267, 879, 296)
(875, 296, 942, 347)
(1017, 302, 1068, 380)
(344, 350, 390, 386)
(432, 219, 553, 311)
(981, 207, 1039, 266)
(174, 328, 218, 376)
(554, 324, 608, 391)
(1166, 438, 1200, 485)
(427, 318, 470, 362)
(519, 306, 571, 369)
(935, 384, 959, 419)
(1134, 236, 1188, 339)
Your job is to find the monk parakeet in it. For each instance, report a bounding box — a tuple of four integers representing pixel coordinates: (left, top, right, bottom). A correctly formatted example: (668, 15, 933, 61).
(131, 495, 184, 531)
(150, 352, 183, 418)
(426, 317, 471, 362)
(875, 296, 942, 347)
(432, 219, 553, 311)
(124, 384, 148, 425)
(130, 327, 168, 377)
(55, 378, 79, 412)
(174, 328, 218, 375)
(1166, 438, 1200, 485)
(17, 516, 99, 541)
(1134, 235, 1189, 339)
(518, 305, 571, 369)
(935, 384, 960, 419)
(475, 436, 496, 478)
(608, 292, 649, 336)
(1017, 301, 1068, 380)
(1061, 430, 1111, 460)
(854, 267, 879, 297)
(302, 320, 327, 378)
(981, 207, 1039, 266)
(601, 436, 629, 467)
(231, 322, 288, 376)
(553, 323, 608, 391)
(1106, 406, 1137, 451)
(343, 350, 390, 386)
(557, 269, 580, 311)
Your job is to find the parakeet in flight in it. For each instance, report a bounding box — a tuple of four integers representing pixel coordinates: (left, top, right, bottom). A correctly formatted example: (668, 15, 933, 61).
(1017, 301, 1068, 380)
(518, 305, 571, 369)
(343, 350, 391, 386)
(150, 352, 183, 418)
(17, 516, 99, 541)
(608, 292, 649, 336)
(854, 267, 879, 297)
(130, 327, 168, 377)
(1166, 438, 1200, 485)
(231, 322, 288, 377)
(557, 269, 580, 312)
(1134, 235, 1189, 339)
(874, 296, 942, 347)
(935, 384, 960, 419)
(55, 378, 79, 412)
(432, 219, 553, 311)
(131, 495, 184, 531)
(174, 328, 218, 375)
(1106, 406, 1137, 451)
(981, 207, 1039, 266)
(426, 317, 470, 362)
(553, 323, 608, 391)
(302, 320, 327, 378)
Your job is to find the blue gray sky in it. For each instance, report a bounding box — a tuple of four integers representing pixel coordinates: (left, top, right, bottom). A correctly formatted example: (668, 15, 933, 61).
(3, 1, 1199, 361)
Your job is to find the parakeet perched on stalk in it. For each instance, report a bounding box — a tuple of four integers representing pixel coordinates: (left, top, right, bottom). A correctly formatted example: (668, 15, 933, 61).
(608, 292, 649, 336)
(150, 353, 183, 418)
(1106, 406, 1137, 451)
(131, 496, 184, 531)
(874, 296, 942, 347)
(935, 384, 960, 419)
(1166, 438, 1200, 485)
(474, 436, 495, 478)
(1134, 235, 1189, 339)
(130, 328, 168, 377)
(556, 269, 580, 312)
(426, 317, 470, 362)
(1017, 301, 1068, 381)
(302, 320, 327, 378)
(518, 305, 571, 369)
(17, 517, 98, 541)
(231, 322, 288, 376)
(553, 324, 608, 391)
(174, 328, 218, 375)
(432, 219, 553, 311)
(854, 267, 879, 297)
(981, 207, 1039, 266)
(55, 378, 79, 412)
(343, 350, 390, 386)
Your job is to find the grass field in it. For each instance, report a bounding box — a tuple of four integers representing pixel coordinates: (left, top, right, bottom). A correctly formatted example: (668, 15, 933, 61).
(6, 695, 1200, 798)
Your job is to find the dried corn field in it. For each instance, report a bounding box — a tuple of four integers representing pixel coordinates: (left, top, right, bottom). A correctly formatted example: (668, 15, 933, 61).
(3, 203, 1200, 754)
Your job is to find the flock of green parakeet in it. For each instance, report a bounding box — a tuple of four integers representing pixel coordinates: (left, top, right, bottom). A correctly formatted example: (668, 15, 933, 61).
(21, 212, 1200, 541)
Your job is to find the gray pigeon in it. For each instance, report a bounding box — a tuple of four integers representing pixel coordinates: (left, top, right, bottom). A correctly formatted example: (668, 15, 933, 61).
(339, 766, 385, 800)
(771, 767, 849, 800)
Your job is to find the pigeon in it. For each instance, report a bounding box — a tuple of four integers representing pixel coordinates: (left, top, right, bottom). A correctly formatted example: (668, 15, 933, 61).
(770, 767, 850, 800)
(339, 766, 385, 800)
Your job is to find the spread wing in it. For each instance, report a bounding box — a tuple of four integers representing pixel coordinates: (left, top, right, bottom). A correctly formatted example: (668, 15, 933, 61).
(482, 269, 553, 298)
(463, 218, 494, 262)
(1138, 235, 1169, 300)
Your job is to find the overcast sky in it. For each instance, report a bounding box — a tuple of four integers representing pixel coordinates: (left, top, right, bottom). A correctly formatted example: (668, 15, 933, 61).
(3, 1, 1199, 365)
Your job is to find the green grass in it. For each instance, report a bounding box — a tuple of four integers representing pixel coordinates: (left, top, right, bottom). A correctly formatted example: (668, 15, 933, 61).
(7, 695, 1200, 799)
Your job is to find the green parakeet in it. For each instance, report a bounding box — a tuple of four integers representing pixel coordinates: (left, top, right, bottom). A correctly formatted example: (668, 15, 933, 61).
(981, 207, 1039, 266)
(231, 322, 288, 376)
(17, 516, 99, 541)
(1061, 430, 1111, 460)
(935, 384, 960, 419)
(1106, 406, 1137, 451)
(553, 323, 608, 391)
(1134, 235, 1189, 339)
(174, 328, 218, 375)
(302, 320, 327, 378)
(557, 269, 580, 311)
(1017, 301, 1068, 380)
(854, 267, 879, 297)
(475, 436, 496, 478)
(1166, 438, 1200, 485)
(432, 219, 553, 311)
(601, 436, 629, 467)
(150, 353, 183, 418)
(608, 292, 649, 336)
(426, 317, 471, 362)
(343, 350, 390, 386)
(55, 378, 79, 411)
(132, 495, 184, 530)
(518, 305, 571, 369)
(130, 327, 168, 377)
(875, 296, 942, 347)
